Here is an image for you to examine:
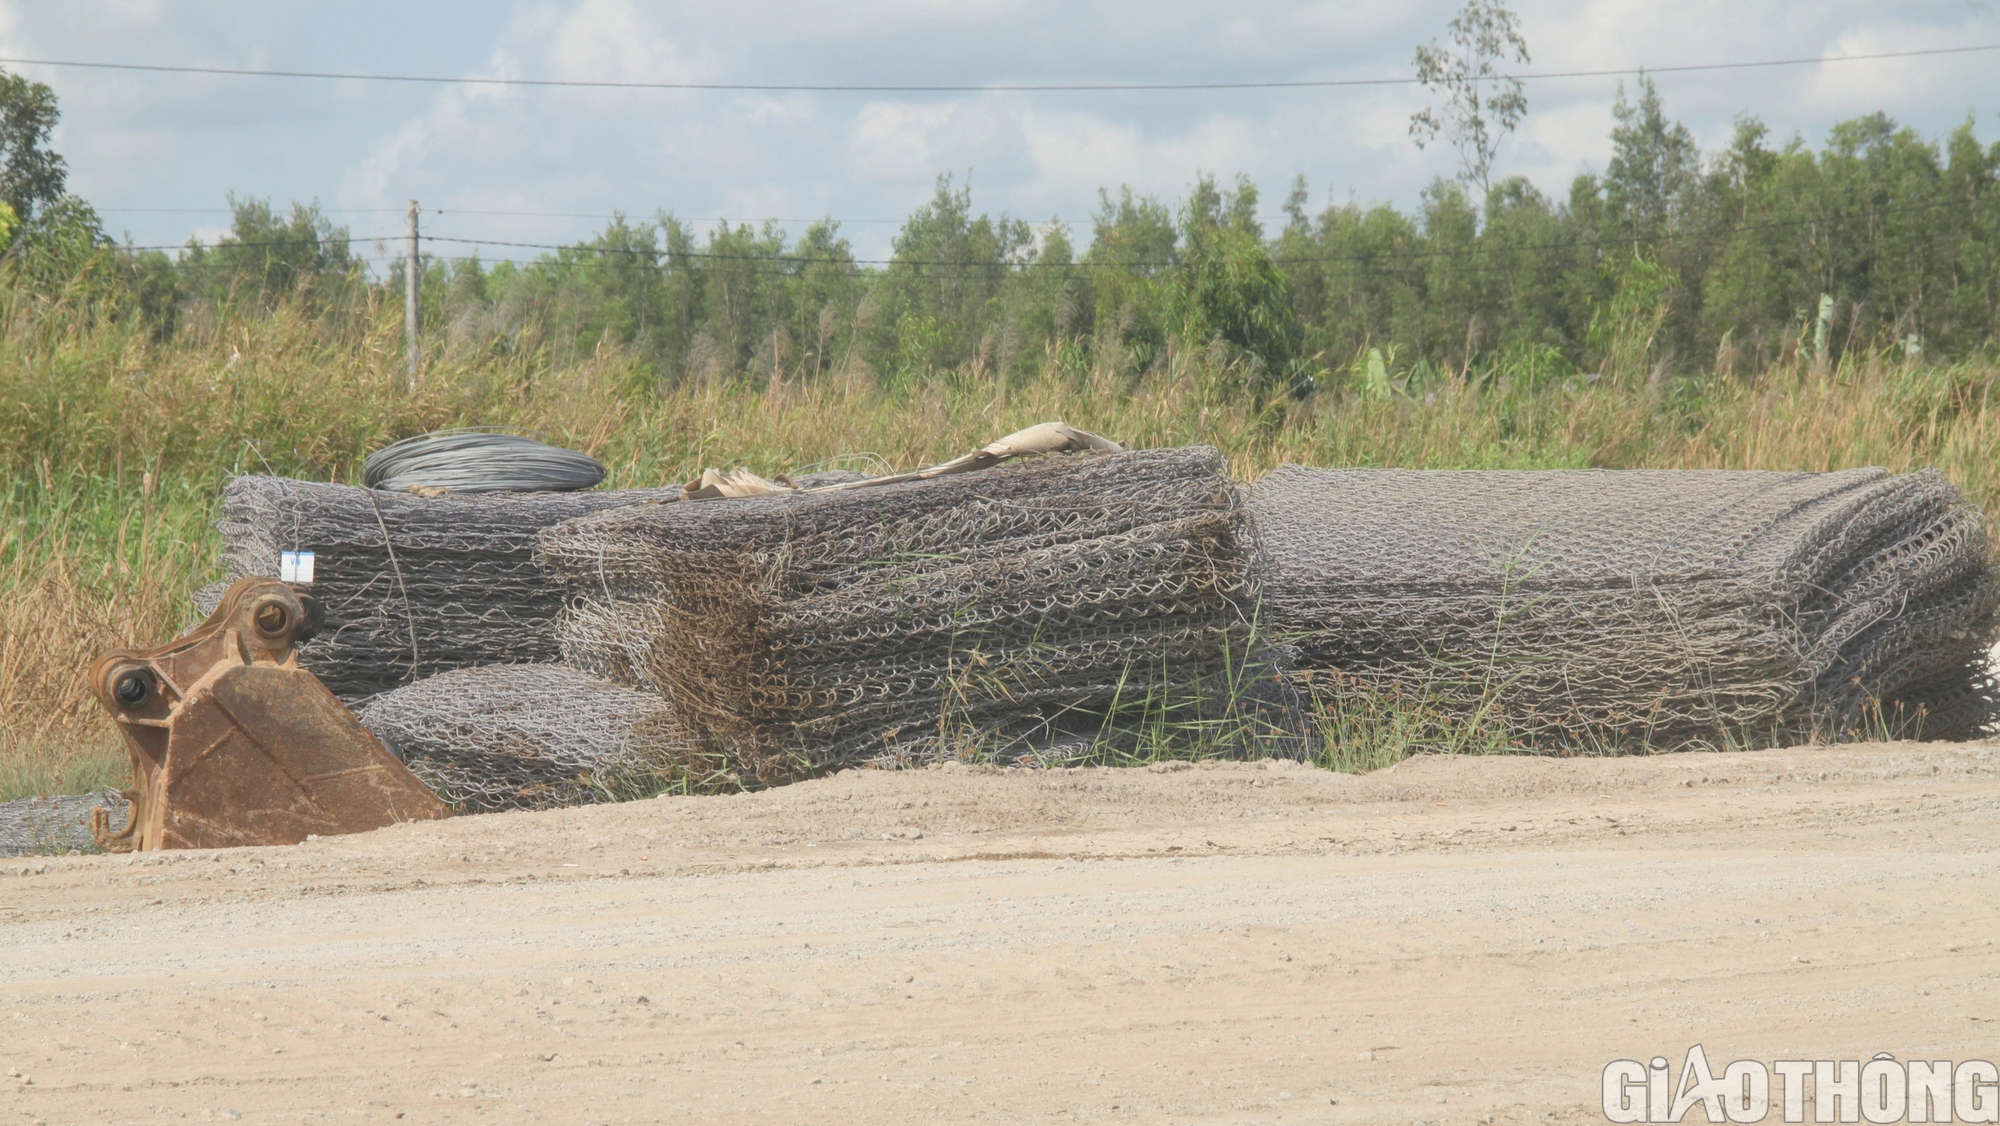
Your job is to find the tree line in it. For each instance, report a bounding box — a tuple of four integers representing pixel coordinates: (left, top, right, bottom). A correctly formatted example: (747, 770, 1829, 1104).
(10, 71, 2000, 390)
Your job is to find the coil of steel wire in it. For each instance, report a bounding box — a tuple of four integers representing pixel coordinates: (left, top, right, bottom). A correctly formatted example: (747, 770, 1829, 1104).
(363, 428, 606, 494)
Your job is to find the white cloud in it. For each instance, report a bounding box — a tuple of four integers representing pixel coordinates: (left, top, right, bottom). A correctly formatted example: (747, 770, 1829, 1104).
(846, 101, 965, 182)
(1796, 20, 1993, 121)
(1524, 99, 1616, 168)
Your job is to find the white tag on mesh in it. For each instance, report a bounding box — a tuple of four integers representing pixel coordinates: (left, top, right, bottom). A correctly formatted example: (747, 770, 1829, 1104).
(280, 550, 316, 584)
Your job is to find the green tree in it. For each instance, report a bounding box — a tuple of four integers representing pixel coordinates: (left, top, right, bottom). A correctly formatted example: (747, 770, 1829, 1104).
(872, 174, 1035, 384)
(1605, 75, 1702, 234)
(0, 67, 66, 227)
(1168, 174, 1294, 380)
(1410, 0, 1532, 193)
(181, 196, 358, 308)
(783, 219, 866, 382)
(1082, 186, 1179, 375)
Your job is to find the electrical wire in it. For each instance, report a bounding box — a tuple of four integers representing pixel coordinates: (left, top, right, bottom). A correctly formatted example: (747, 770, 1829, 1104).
(362, 429, 606, 494)
(101, 206, 938, 224)
(117, 236, 405, 251)
(3, 43, 1996, 92)
(413, 192, 2000, 270)
(100, 186, 2000, 280)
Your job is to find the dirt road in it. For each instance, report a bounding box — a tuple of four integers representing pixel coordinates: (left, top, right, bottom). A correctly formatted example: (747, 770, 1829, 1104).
(5, 743, 1999, 1124)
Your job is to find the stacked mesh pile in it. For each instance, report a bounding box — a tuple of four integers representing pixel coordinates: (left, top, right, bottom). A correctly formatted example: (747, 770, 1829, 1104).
(356, 664, 687, 812)
(537, 447, 1264, 784)
(215, 476, 680, 702)
(1249, 465, 2000, 749)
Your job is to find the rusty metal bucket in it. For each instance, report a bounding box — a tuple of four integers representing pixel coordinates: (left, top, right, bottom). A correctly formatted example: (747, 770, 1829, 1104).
(89, 577, 450, 851)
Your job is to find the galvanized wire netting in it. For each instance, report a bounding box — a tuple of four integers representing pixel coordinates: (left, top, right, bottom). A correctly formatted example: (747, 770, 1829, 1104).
(355, 664, 688, 812)
(210, 459, 2000, 811)
(541, 469, 871, 693)
(213, 476, 681, 702)
(538, 447, 1278, 784)
(0, 790, 124, 856)
(1248, 465, 2000, 749)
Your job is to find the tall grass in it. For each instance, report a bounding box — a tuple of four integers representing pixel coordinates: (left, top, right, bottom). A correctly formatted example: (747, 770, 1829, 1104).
(4, 293, 1996, 799)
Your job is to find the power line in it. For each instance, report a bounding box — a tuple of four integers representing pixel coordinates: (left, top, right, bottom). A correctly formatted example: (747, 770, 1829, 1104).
(418, 233, 971, 266)
(5, 43, 1997, 93)
(101, 206, 929, 223)
(118, 256, 406, 274)
(106, 191, 1995, 275)
(118, 235, 408, 251)
(417, 193, 1992, 269)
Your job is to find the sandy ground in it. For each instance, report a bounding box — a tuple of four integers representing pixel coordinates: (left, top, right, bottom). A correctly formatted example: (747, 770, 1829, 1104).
(3, 743, 1999, 1125)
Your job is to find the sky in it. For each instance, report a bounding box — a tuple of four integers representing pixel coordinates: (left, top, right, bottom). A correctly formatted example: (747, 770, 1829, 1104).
(4, 0, 1998, 269)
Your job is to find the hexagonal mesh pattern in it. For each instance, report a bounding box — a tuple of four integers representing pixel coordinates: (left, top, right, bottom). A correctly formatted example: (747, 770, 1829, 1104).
(1248, 465, 2000, 748)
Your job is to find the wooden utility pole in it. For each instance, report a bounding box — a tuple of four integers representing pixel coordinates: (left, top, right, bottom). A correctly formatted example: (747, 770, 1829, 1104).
(403, 200, 420, 392)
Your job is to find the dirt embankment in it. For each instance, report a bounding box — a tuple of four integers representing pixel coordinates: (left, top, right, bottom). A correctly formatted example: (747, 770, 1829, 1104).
(5, 743, 1999, 1124)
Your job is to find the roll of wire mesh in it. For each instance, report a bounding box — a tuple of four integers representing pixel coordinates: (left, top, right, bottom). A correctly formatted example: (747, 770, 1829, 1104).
(213, 475, 680, 701)
(356, 664, 688, 813)
(1249, 465, 2000, 749)
(196, 429, 633, 702)
(363, 428, 606, 494)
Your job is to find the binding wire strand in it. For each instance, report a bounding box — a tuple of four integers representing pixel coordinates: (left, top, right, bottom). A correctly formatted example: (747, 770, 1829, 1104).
(365, 489, 421, 683)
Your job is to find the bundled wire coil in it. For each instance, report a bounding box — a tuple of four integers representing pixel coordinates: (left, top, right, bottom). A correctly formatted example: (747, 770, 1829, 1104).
(363, 429, 606, 494)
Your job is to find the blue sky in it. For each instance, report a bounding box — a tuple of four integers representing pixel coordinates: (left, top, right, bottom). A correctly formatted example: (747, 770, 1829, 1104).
(7, 1, 1999, 268)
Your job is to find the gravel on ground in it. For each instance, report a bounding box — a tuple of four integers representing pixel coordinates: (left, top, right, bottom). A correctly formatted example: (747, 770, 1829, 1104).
(3, 743, 1997, 1123)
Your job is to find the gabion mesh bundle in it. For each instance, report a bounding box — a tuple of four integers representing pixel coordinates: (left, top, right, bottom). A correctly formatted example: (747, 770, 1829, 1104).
(540, 469, 872, 693)
(538, 447, 1270, 784)
(215, 476, 679, 701)
(355, 664, 688, 812)
(1249, 465, 2000, 749)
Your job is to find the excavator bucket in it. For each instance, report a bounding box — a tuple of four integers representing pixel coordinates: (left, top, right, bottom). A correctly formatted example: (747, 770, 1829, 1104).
(89, 577, 450, 851)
